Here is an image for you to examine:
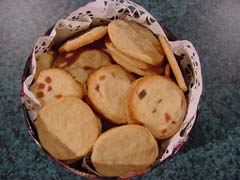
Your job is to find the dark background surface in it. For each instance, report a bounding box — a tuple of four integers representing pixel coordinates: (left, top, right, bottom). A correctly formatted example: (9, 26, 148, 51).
(0, 0, 239, 179)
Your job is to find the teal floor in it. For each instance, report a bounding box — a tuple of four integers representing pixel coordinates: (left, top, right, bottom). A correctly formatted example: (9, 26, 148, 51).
(0, 0, 239, 179)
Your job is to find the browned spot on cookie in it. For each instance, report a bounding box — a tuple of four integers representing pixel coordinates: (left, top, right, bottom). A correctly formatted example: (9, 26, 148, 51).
(152, 108, 157, 113)
(83, 66, 94, 71)
(47, 86, 52, 92)
(45, 76, 52, 83)
(55, 94, 62, 99)
(165, 113, 171, 122)
(111, 72, 116, 78)
(161, 129, 167, 134)
(38, 83, 45, 89)
(99, 75, 106, 81)
(138, 89, 146, 99)
(157, 98, 162, 104)
(36, 91, 44, 99)
(172, 121, 176, 124)
(95, 84, 100, 92)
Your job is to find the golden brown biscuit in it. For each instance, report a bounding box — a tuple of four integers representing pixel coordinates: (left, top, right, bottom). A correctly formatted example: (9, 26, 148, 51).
(108, 20, 164, 65)
(58, 26, 108, 53)
(91, 125, 158, 177)
(105, 37, 150, 70)
(159, 35, 187, 91)
(37, 97, 100, 160)
(105, 41, 164, 76)
(127, 75, 187, 139)
(87, 65, 133, 124)
(30, 68, 83, 106)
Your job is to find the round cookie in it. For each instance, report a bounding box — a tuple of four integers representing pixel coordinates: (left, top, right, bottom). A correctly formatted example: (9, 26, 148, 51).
(87, 65, 133, 124)
(108, 20, 164, 65)
(91, 124, 158, 177)
(58, 26, 108, 53)
(105, 41, 164, 76)
(31, 68, 83, 106)
(127, 75, 187, 139)
(37, 97, 100, 160)
(53, 49, 111, 93)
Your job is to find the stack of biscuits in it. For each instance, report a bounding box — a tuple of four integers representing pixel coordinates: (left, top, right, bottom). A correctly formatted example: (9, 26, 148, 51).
(30, 19, 187, 177)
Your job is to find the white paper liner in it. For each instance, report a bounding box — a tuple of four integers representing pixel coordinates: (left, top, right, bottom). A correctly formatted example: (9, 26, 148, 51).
(21, 0, 202, 175)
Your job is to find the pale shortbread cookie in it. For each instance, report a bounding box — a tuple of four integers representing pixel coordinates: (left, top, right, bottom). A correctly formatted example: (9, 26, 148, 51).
(105, 41, 164, 76)
(53, 49, 111, 93)
(87, 65, 133, 124)
(37, 97, 100, 160)
(91, 124, 158, 177)
(108, 20, 164, 65)
(58, 26, 108, 53)
(30, 68, 83, 106)
(34, 51, 55, 80)
(127, 75, 187, 139)
(159, 35, 187, 92)
(105, 37, 150, 70)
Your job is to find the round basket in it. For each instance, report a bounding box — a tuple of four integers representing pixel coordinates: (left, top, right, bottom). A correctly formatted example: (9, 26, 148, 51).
(21, 0, 202, 179)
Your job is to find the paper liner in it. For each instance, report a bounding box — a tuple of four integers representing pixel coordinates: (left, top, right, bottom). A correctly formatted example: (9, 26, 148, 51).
(21, 0, 202, 178)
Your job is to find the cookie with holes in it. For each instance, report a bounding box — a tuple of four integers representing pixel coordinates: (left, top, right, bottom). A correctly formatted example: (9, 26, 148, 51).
(37, 97, 100, 161)
(127, 75, 187, 139)
(105, 41, 164, 76)
(53, 49, 111, 93)
(108, 20, 164, 65)
(30, 68, 84, 106)
(87, 64, 133, 124)
(58, 26, 108, 53)
(91, 124, 158, 177)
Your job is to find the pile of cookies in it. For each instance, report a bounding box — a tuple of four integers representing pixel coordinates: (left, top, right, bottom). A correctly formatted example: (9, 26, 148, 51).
(30, 19, 187, 177)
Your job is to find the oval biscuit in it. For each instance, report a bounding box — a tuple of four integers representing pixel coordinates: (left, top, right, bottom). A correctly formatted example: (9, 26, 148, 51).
(91, 125, 158, 177)
(108, 20, 164, 65)
(58, 26, 108, 53)
(105, 41, 164, 76)
(87, 65, 133, 124)
(37, 97, 100, 160)
(127, 75, 187, 139)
